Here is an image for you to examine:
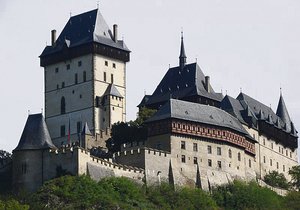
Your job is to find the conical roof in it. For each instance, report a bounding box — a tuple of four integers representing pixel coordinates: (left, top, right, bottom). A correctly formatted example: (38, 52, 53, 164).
(179, 33, 187, 68)
(14, 114, 56, 151)
(276, 94, 292, 132)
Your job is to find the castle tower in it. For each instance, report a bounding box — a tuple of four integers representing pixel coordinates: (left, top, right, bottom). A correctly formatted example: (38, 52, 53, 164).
(12, 114, 57, 192)
(40, 9, 130, 146)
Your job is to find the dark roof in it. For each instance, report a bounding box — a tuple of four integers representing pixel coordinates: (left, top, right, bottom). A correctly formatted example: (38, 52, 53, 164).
(40, 9, 129, 57)
(82, 122, 92, 135)
(137, 95, 151, 108)
(14, 114, 57, 151)
(104, 84, 123, 98)
(276, 94, 292, 132)
(147, 99, 249, 136)
(221, 92, 297, 137)
(145, 63, 223, 106)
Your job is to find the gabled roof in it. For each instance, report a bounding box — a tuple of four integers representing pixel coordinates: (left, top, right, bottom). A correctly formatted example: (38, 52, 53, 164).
(137, 95, 151, 108)
(147, 99, 249, 136)
(104, 84, 123, 98)
(14, 114, 56, 151)
(40, 9, 129, 57)
(276, 94, 292, 132)
(145, 63, 223, 106)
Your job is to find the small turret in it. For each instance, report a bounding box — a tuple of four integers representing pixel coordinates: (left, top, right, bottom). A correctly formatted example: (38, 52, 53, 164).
(276, 93, 292, 132)
(179, 32, 187, 69)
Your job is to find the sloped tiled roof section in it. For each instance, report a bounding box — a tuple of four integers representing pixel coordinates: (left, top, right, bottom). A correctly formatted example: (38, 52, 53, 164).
(221, 92, 297, 137)
(104, 84, 123, 98)
(145, 63, 223, 106)
(276, 94, 292, 132)
(40, 9, 129, 57)
(14, 114, 57, 151)
(147, 99, 249, 136)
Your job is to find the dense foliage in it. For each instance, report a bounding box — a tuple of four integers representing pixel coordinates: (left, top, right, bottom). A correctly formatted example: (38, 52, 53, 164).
(107, 107, 156, 152)
(1, 175, 300, 209)
(264, 171, 289, 189)
(289, 165, 300, 190)
(211, 180, 284, 210)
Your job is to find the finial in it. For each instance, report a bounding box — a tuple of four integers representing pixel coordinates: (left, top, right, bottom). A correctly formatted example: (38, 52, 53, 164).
(144, 89, 146, 96)
(195, 57, 198, 63)
(97, 1, 100, 9)
(70, 11, 72, 18)
(181, 28, 183, 38)
(169, 64, 170, 68)
(240, 87, 242, 93)
(225, 90, 228, 95)
(280, 87, 282, 96)
(221, 89, 223, 95)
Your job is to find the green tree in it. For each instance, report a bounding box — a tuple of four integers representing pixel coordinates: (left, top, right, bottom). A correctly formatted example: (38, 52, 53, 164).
(135, 107, 157, 126)
(289, 165, 300, 190)
(283, 190, 300, 210)
(264, 171, 289, 189)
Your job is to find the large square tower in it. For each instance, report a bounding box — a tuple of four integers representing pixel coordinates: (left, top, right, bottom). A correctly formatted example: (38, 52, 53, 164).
(40, 9, 130, 146)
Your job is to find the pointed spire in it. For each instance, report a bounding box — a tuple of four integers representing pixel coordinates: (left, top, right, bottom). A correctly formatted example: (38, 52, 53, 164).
(276, 93, 292, 132)
(179, 31, 187, 69)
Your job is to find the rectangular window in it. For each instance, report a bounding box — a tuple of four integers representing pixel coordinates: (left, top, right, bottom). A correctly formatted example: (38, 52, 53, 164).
(263, 138, 265, 145)
(270, 159, 272, 166)
(263, 156, 266, 163)
(271, 143, 273, 149)
(111, 74, 114, 84)
(207, 145, 212, 154)
(67, 64, 70, 70)
(217, 147, 222, 155)
(283, 165, 285, 172)
(113, 63, 116, 68)
(290, 152, 292, 158)
(208, 159, 212, 167)
(105, 61, 108, 66)
(181, 141, 186, 150)
(193, 143, 198, 152)
(181, 155, 186, 163)
(193, 157, 197, 164)
(217, 161, 222, 169)
(55, 67, 59, 73)
(286, 150, 288, 156)
(249, 159, 251, 168)
(60, 125, 65, 137)
(77, 121, 82, 134)
(78, 61, 82, 67)
(104, 72, 107, 82)
(75, 73, 78, 84)
(277, 162, 279, 169)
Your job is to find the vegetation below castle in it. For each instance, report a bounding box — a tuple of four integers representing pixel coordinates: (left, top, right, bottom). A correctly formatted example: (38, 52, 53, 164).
(1, 175, 300, 210)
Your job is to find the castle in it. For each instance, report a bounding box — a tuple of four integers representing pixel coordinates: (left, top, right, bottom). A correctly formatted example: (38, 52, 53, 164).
(7, 9, 298, 192)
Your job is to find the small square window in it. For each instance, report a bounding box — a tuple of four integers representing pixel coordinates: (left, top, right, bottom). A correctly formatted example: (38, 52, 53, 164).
(207, 145, 212, 154)
(78, 61, 82, 67)
(217, 147, 221, 155)
(181, 141, 186, 150)
(105, 61, 108, 66)
(67, 64, 70, 70)
(217, 161, 222, 169)
(113, 63, 116, 68)
(181, 155, 186, 163)
(208, 159, 212, 167)
(193, 143, 198, 152)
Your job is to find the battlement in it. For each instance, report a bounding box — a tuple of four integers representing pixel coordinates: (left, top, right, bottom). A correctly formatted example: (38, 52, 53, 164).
(121, 141, 145, 149)
(90, 155, 144, 174)
(115, 146, 171, 158)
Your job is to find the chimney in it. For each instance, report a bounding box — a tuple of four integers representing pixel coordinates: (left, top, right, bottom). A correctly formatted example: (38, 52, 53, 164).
(205, 76, 210, 93)
(113, 24, 118, 42)
(51, 30, 56, 46)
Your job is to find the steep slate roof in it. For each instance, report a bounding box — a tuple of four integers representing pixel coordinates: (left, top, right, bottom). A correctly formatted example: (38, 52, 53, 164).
(137, 95, 151, 108)
(276, 94, 292, 132)
(145, 63, 223, 106)
(147, 99, 250, 136)
(40, 9, 129, 57)
(103, 84, 123, 98)
(221, 92, 297, 136)
(14, 114, 56, 151)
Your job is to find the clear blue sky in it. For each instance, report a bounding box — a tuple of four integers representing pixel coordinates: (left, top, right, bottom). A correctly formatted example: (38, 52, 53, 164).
(1, 0, 300, 152)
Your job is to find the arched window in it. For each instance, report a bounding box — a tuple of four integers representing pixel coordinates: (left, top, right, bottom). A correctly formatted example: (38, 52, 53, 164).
(238, 152, 241, 161)
(83, 71, 87, 82)
(228, 149, 232, 158)
(61, 97, 66, 114)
